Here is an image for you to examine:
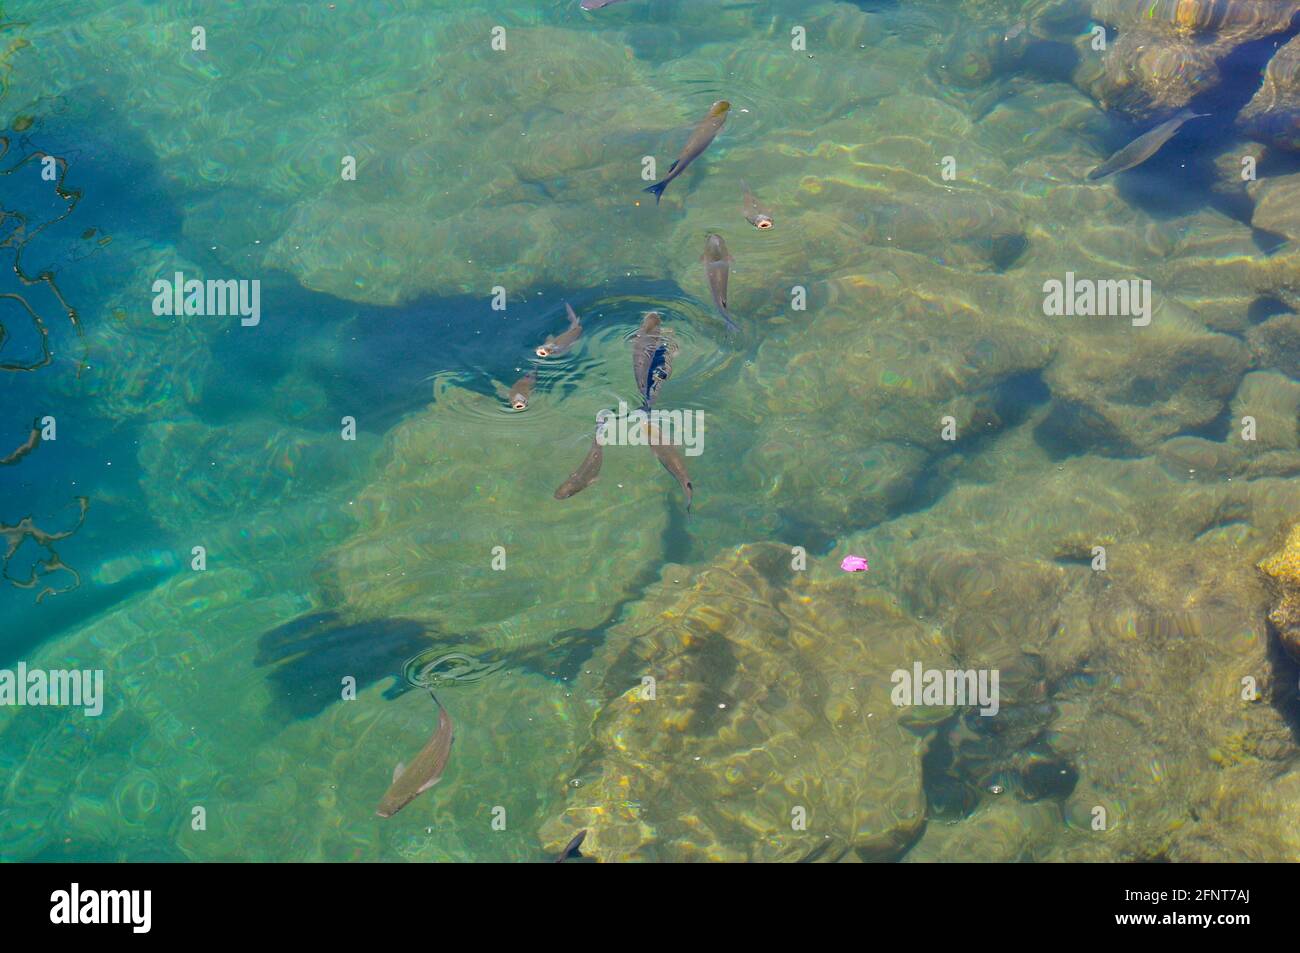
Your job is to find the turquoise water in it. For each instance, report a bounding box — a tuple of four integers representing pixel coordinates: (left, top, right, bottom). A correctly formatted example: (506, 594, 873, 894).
(3, 0, 1300, 862)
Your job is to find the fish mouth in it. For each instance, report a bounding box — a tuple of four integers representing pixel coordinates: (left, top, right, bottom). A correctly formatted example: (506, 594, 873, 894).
(511, 399, 528, 411)
(535, 346, 552, 358)
(755, 217, 773, 229)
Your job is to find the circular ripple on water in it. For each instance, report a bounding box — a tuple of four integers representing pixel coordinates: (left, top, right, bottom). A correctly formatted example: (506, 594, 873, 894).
(595, 290, 743, 403)
(402, 649, 506, 690)
(113, 770, 164, 829)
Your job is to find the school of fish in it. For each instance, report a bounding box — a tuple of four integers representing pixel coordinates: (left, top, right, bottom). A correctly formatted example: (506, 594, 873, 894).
(372, 0, 1224, 861)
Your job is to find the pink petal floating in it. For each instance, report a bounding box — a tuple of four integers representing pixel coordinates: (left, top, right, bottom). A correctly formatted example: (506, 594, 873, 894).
(840, 555, 869, 572)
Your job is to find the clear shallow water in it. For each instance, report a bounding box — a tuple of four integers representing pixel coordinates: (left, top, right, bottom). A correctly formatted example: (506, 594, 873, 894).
(3, 0, 1300, 862)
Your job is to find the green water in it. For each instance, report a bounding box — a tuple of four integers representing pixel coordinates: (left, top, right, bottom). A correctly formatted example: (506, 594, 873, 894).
(3, 0, 1300, 862)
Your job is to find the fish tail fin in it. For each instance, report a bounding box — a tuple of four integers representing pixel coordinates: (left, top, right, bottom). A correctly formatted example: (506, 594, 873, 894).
(643, 180, 668, 204)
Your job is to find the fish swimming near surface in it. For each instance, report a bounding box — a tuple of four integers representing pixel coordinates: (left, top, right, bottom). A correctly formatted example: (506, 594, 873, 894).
(644, 100, 730, 204)
(631, 311, 675, 408)
(630, 311, 663, 396)
(554, 413, 610, 500)
(647, 421, 693, 512)
(536, 302, 583, 358)
(741, 180, 773, 229)
(554, 830, 588, 862)
(376, 698, 454, 819)
(502, 372, 536, 411)
(701, 233, 739, 332)
(1087, 109, 1210, 181)
(647, 344, 671, 405)
(581, 0, 634, 8)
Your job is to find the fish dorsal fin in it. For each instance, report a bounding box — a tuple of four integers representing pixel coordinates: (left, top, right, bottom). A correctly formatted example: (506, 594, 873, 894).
(392, 761, 406, 784)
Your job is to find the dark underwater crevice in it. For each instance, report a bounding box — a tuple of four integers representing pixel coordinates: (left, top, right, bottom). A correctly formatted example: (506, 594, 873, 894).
(1264, 625, 1300, 745)
(1100, 10, 1300, 221)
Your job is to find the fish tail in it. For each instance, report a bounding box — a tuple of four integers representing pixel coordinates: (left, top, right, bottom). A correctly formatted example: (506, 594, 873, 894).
(643, 180, 668, 204)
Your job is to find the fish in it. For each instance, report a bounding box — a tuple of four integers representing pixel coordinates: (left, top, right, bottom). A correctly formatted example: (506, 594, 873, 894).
(1087, 109, 1210, 181)
(740, 179, 773, 229)
(645, 344, 671, 406)
(647, 421, 693, 511)
(554, 830, 588, 863)
(581, 0, 633, 8)
(376, 700, 454, 818)
(503, 372, 536, 411)
(536, 302, 583, 358)
(643, 100, 730, 204)
(554, 413, 610, 500)
(701, 233, 739, 332)
(631, 311, 675, 408)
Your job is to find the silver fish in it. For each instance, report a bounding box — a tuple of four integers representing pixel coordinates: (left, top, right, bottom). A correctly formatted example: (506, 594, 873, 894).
(644, 101, 730, 204)
(647, 421, 693, 511)
(502, 372, 536, 411)
(631, 311, 675, 408)
(554, 413, 610, 500)
(701, 233, 738, 332)
(376, 701, 454, 819)
(536, 302, 583, 358)
(1087, 109, 1209, 181)
(741, 179, 773, 229)
(581, 0, 634, 8)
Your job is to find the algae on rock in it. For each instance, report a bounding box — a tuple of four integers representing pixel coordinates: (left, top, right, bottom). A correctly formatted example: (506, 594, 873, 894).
(540, 543, 935, 862)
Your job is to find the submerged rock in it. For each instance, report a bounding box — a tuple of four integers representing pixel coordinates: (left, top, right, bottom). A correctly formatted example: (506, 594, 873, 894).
(315, 378, 671, 648)
(1230, 370, 1300, 451)
(1248, 171, 1300, 244)
(1258, 521, 1300, 661)
(1075, 30, 1217, 119)
(1040, 317, 1250, 456)
(539, 544, 934, 862)
(931, 21, 1030, 89)
(1079, 1, 1300, 120)
(1240, 34, 1300, 152)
